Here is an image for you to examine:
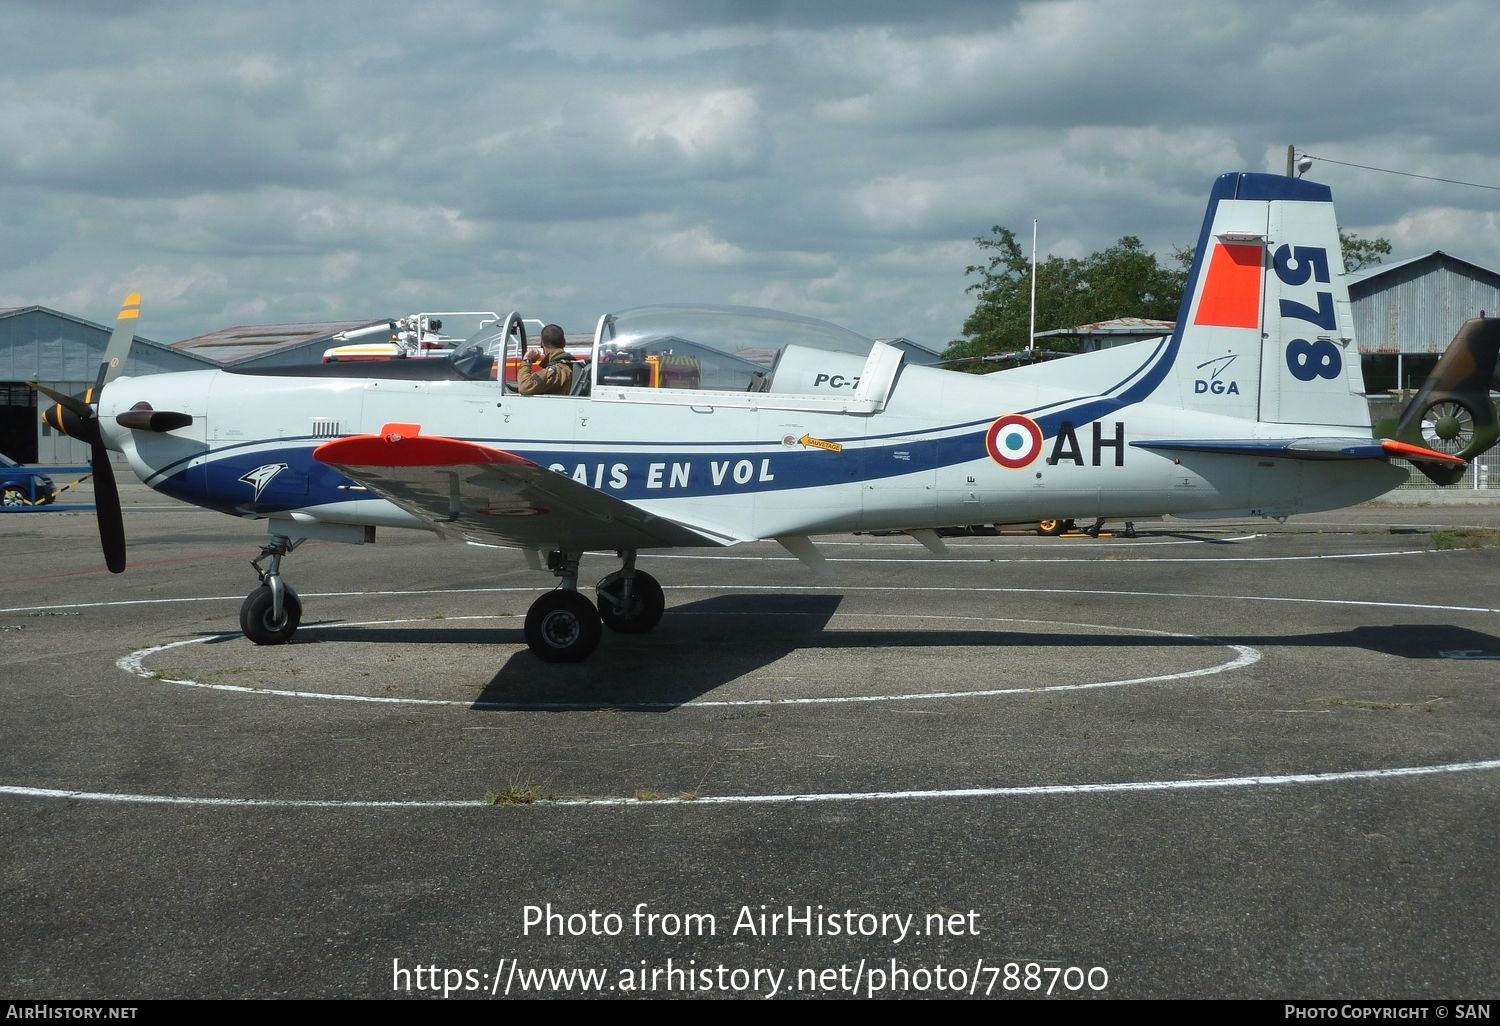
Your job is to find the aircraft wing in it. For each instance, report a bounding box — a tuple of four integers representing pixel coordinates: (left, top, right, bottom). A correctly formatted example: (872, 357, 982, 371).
(1132, 437, 1467, 467)
(313, 424, 741, 550)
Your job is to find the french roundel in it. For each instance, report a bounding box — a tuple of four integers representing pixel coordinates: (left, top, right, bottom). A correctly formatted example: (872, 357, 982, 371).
(986, 414, 1044, 469)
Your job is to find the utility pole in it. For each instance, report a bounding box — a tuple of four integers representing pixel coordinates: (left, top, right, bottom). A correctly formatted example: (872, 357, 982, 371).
(1028, 219, 1038, 354)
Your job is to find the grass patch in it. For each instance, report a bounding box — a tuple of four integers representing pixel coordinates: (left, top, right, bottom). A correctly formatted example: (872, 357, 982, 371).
(1311, 697, 1443, 712)
(635, 789, 667, 802)
(485, 778, 546, 805)
(1432, 529, 1500, 550)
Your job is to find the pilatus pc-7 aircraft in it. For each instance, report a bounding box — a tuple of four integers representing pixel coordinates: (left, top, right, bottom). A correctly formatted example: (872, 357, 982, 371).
(33, 172, 1500, 662)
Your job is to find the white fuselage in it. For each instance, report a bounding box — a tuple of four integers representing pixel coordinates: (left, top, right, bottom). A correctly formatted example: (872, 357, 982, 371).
(100, 334, 1403, 549)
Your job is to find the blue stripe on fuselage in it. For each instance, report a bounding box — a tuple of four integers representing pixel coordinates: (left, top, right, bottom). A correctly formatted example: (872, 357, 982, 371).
(150, 258, 1250, 512)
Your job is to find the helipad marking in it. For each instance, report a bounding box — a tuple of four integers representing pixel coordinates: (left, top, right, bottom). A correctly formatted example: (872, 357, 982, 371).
(8, 576, 1499, 617)
(648, 549, 1427, 566)
(700, 585, 1500, 616)
(4, 759, 1497, 809)
(117, 613, 1262, 709)
(814, 534, 1264, 548)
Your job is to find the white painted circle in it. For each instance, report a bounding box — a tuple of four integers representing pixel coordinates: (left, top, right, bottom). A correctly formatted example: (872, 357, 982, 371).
(116, 611, 1262, 709)
(4, 760, 1498, 809)
(4, 574, 1495, 808)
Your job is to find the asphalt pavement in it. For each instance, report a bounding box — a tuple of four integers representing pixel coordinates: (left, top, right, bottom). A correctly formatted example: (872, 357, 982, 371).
(2, 486, 1498, 999)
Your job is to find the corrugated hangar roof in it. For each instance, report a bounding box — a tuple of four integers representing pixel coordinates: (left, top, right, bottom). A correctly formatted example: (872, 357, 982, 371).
(1344, 249, 1500, 286)
(170, 319, 384, 366)
(0, 303, 214, 368)
(1343, 251, 1500, 355)
(2, 303, 162, 343)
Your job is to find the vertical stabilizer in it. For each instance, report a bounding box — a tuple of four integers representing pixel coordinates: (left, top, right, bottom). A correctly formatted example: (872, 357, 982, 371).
(1169, 174, 1370, 431)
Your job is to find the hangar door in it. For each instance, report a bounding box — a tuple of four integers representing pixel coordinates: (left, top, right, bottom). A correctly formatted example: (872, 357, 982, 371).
(0, 383, 38, 463)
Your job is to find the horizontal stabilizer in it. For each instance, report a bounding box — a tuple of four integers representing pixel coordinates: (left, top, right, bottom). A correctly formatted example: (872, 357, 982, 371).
(1133, 437, 1466, 466)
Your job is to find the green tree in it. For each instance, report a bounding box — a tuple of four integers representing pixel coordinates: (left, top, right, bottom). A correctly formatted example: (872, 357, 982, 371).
(946, 226, 1393, 370)
(1339, 228, 1392, 272)
(944, 228, 1187, 370)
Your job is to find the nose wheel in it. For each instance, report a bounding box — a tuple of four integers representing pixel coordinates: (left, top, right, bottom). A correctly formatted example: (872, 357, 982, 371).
(240, 534, 303, 646)
(241, 584, 302, 645)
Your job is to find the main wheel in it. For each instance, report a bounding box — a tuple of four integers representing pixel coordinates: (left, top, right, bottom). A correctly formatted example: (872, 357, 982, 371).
(524, 590, 602, 663)
(1037, 518, 1074, 536)
(240, 584, 302, 645)
(594, 569, 665, 634)
(2, 487, 28, 507)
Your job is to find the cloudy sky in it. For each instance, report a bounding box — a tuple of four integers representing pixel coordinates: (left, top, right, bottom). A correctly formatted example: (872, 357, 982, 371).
(2, 0, 1496, 348)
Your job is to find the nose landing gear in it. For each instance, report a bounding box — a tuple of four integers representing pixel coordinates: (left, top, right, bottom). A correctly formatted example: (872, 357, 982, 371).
(240, 535, 303, 645)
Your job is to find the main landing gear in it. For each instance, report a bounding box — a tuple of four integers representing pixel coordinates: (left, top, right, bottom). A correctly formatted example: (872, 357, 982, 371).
(230, 535, 661, 662)
(524, 549, 664, 663)
(240, 534, 303, 646)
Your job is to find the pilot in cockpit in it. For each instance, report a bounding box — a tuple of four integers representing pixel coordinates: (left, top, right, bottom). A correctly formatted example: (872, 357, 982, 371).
(517, 324, 575, 396)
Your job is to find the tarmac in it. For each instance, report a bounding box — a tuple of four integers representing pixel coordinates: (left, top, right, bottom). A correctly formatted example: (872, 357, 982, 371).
(2, 480, 1498, 999)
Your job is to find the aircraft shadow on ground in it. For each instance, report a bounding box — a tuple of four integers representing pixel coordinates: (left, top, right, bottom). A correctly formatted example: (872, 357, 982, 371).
(202, 599, 1500, 711)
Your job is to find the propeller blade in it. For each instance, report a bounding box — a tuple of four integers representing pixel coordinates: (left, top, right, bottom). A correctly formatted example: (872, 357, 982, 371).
(90, 442, 127, 574)
(98, 292, 142, 389)
(26, 381, 95, 420)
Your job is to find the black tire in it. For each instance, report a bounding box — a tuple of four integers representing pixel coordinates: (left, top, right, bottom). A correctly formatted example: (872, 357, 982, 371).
(2, 487, 28, 507)
(524, 590, 602, 662)
(1037, 519, 1065, 536)
(240, 584, 302, 645)
(594, 569, 665, 634)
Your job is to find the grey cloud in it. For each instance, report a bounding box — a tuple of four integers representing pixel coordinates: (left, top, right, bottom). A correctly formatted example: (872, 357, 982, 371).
(1, 0, 1496, 350)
